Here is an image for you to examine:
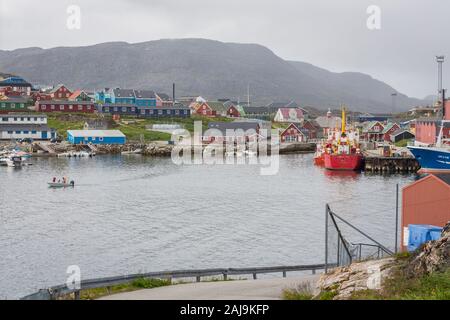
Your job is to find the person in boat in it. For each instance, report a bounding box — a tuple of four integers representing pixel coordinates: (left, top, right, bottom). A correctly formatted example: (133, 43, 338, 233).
(53, 177, 56, 183)
(70, 180, 75, 186)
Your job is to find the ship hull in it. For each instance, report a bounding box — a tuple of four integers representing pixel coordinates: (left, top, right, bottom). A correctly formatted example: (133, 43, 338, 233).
(314, 154, 324, 166)
(324, 153, 363, 171)
(407, 146, 450, 172)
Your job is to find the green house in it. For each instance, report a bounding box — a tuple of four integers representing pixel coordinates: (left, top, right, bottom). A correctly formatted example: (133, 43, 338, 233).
(0, 98, 30, 112)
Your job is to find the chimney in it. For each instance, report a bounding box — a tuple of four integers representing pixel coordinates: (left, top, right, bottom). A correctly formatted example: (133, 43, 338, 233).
(172, 83, 175, 103)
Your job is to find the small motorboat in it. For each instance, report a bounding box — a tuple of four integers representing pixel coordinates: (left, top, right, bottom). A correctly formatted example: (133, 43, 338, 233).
(48, 180, 75, 188)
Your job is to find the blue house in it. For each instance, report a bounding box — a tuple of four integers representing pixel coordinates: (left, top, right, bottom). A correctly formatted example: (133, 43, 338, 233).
(95, 88, 112, 103)
(110, 88, 136, 104)
(67, 130, 126, 145)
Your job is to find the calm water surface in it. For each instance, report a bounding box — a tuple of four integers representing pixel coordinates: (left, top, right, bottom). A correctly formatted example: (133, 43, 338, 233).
(0, 154, 416, 298)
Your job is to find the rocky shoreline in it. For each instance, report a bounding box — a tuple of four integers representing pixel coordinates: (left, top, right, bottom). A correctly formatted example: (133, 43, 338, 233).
(22, 141, 316, 157)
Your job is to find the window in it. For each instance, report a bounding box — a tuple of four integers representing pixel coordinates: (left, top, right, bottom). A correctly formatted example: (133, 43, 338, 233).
(1, 103, 5, 108)
(7, 131, 13, 134)
(23, 131, 29, 134)
(78, 105, 83, 111)
(99, 137, 104, 141)
(15, 131, 21, 134)
(69, 105, 73, 110)
(158, 110, 163, 115)
(42, 105, 47, 110)
(11, 103, 15, 109)
(31, 131, 37, 134)
(175, 110, 179, 115)
(51, 105, 55, 110)
(59, 105, 64, 111)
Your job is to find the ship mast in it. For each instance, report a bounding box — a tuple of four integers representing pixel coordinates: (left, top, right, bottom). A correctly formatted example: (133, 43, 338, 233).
(341, 105, 346, 134)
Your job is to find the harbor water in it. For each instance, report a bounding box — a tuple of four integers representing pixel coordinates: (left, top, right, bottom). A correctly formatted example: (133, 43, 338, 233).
(0, 154, 417, 298)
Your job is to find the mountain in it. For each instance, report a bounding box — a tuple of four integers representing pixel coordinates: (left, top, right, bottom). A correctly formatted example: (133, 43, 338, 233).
(0, 38, 423, 112)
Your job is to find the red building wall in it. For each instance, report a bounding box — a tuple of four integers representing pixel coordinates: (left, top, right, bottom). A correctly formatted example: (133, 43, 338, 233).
(227, 106, 240, 117)
(280, 124, 305, 142)
(51, 86, 72, 99)
(384, 124, 400, 142)
(36, 101, 95, 113)
(194, 103, 216, 117)
(402, 175, 450, 250)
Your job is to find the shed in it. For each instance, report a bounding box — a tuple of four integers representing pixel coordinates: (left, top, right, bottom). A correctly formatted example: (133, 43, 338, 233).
(401, 174, 450, 250)
(390, 129, 415, 143)
(67, 130, 126, 145)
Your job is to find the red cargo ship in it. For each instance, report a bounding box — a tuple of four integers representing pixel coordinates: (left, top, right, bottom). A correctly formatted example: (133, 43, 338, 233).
(323, 107, 363, 171)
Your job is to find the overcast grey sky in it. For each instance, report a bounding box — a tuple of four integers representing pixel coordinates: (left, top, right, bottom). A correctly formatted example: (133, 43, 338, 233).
(0, 0, 448, 98)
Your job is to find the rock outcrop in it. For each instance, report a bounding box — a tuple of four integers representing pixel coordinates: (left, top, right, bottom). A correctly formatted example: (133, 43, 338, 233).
(316, 258, 396, 300)
(405, 222, 450, 277)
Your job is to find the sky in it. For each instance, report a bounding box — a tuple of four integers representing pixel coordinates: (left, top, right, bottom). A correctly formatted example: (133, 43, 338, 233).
(0, 0, 449, 99)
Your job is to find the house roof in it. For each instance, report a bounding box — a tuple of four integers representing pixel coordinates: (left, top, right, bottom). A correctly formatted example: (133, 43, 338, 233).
(0, 76, 32, 87)
(242, 106, 270, 114)
(134, 90, 156, 99)
(315, 115, 342, 128)
(68, 90, 89, 100)
(37, 100, 94, 105)
(362, 121, 384, 132)
(0, 97, 30, 103)
(390, 129, 414, 138)
(0, 124, 52, 131)
(50, 84, 69, 94)
(381, 122, 399, 134)
(112, 88, 135, 98)
(67, 130, 126, 138)
(276, 107, 304, 120)
(207, 101, 228, 113)
(156, 93, 171, 101)
(281, 123, 306, 136)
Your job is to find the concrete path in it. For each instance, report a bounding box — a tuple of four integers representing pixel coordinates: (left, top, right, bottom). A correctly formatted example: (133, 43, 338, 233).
(99, 275, 319, 300)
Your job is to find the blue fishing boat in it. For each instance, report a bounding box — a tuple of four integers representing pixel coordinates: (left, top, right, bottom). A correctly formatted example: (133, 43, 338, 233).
(407, 145, 450, 172)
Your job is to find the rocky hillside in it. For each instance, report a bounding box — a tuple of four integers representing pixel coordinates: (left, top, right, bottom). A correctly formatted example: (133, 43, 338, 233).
(0, 39, 424, 112)
(316, 222, 450, 300)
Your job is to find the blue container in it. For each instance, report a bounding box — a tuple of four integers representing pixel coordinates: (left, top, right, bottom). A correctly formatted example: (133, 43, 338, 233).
(407, 224, 442, 252)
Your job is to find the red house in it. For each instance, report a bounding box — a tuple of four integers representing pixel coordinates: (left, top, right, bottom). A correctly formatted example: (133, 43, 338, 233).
(280, 123, 307, 142)
(402, 174, 450, 250)
(36, 100, 96, 113)
(382, 122, 401, 142)
(31, 92, 53, 102)
(227, 105, 240, 117)
(190, 101, 216, 117)
(361, 121, 385, 142)
(50, 84, 72, 100)
(301, 120, 319, 139)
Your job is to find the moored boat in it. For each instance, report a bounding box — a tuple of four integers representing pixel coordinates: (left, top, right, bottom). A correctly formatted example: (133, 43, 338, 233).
(323, 106, 363, 171)
(407, 145, 450, 172)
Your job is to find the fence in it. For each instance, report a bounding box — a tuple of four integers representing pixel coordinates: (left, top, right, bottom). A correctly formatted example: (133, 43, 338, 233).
(325, 204, 393, 273)
(21, 263, 328, 300)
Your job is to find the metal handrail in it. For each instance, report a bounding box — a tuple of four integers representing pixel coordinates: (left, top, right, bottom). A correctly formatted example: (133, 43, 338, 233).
(21, 263, 328, 300)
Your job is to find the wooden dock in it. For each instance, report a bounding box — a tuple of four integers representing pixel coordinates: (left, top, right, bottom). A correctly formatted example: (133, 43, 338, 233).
(364, 156, 419, 173)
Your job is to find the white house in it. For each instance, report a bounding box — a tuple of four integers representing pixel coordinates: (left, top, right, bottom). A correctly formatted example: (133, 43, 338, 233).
(0, 114, 55, 140)
(273, 107, 304, 123)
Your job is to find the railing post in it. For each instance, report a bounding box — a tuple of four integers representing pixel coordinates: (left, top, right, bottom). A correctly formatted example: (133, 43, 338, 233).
(196, 276, 201, 282)
(312, 269, 316, 275)
(325, 204, 329, 273)
(74, 290, 80, 300)
(282, 271, 286, 278)
(252, 273, 257, 280)
(223, 273, 227, 281)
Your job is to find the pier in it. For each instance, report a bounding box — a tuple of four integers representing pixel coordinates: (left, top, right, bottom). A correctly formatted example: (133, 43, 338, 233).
(364, 156, 420, 173)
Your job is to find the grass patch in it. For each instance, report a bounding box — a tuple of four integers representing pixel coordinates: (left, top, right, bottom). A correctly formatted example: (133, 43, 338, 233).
(282, 282, 314, 300)
(80, 278, 171, 300)
(46, 113, 234, 142)
(350, 267, 450, 300)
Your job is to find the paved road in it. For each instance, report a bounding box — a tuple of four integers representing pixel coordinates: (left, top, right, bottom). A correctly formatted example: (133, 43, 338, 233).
(99, 275, 320, 300)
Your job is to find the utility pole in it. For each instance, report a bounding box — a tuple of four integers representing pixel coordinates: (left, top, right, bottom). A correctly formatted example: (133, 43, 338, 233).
(391, 92, 397, 115)
(436, 55, 445, 103)
(395, 183, 399, 253)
